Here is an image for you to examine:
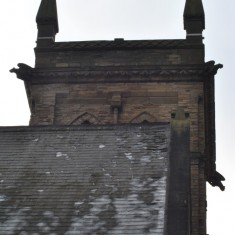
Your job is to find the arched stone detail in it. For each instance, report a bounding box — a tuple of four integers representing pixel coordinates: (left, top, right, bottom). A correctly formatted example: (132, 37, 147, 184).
(130, 112, 156, 124)
(70, 112, 100, 125)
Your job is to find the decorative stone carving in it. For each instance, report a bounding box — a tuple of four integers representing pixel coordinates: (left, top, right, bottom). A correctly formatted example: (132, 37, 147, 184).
(10, 63, 33, 80)
(130, 112, 156, 123)
(10, 63, 207, 84)
(208, 171, 225, 191)
(203, 61, 223, 76)
(70, 112, 100, 125)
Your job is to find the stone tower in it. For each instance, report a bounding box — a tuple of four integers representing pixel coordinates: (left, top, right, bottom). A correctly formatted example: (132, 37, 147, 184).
(1, 0, 224, 234)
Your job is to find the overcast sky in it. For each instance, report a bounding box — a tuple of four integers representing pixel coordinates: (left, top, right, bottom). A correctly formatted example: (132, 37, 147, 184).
(0, 1, 234, 234)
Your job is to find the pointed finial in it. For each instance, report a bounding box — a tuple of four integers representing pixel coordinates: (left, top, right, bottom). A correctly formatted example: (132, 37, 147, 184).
(184, 0, 205, 43)
(36, 0, 59, 47)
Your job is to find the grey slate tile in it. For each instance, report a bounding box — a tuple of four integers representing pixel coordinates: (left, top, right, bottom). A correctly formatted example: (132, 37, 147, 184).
(0, 124, 170, 235)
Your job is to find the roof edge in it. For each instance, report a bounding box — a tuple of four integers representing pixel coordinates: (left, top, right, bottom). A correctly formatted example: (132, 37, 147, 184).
(0, 122, 170, 133)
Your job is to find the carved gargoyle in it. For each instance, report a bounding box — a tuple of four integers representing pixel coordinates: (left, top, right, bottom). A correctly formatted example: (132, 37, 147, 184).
(204, 61, 223, 76)
(208, 171, 225, 191)
(10, 63, 33, 81)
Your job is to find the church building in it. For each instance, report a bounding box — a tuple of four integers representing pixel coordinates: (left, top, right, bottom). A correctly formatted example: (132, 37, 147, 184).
(0, 0, 224, 234)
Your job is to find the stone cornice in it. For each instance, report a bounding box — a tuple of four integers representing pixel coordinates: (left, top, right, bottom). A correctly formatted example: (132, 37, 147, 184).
(10, 61, 222, 84)
(10, 64, 209, 84)
(34, 39, 204, 52)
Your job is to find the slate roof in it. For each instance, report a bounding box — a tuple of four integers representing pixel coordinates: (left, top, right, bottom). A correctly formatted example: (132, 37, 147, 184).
(0, 124, 170, 235)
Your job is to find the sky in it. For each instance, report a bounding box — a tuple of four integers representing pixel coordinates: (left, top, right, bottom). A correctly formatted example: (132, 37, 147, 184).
(0, 0, 234, 234)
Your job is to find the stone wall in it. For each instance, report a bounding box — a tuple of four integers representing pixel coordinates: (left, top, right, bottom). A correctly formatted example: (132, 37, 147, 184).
(30, 81, 204, 151)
